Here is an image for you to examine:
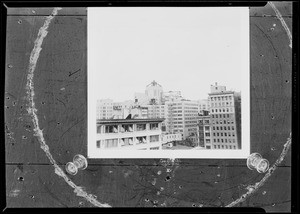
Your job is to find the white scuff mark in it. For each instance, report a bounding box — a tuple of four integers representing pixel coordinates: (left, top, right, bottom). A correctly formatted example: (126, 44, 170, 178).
(226, 133, 292, 207)
(9, 189, 20, 197)
(268, 2, 292, 48)
(25, 7, 111, 208)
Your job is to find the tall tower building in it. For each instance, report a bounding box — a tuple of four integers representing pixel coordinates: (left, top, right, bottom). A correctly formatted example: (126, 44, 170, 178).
(145, 80, 163, 104)
(208, 83, 241, 150)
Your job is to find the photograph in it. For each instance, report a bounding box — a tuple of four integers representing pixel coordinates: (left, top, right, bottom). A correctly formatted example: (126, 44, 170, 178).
(87, 7, 250, 158)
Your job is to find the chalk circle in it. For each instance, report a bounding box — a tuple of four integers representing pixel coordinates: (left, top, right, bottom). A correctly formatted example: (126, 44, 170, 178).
(246, 153, 262, 170)
(66, 162, 78, 175)
(256, 159, 269, 173)
(73, 154, 88, 170)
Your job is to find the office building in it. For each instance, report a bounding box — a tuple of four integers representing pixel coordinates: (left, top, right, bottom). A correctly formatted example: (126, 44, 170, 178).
(208, 83, 241, 150)
(96, 118, 164, 150)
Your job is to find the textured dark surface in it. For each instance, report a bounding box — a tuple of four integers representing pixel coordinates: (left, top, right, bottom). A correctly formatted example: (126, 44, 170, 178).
(5, 3, 292, 211)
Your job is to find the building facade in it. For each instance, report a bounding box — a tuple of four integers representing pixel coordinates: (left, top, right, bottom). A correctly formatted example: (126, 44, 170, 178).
(96, 118, 164, 150)
(96, 99, 113, 119)
(165, 99, 199, 140)
(197, 114, 212, 149)
(208, 83, 241, 150)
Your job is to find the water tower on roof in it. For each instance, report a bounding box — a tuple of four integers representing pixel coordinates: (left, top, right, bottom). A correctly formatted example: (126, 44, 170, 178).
(145, 80, 163, 104)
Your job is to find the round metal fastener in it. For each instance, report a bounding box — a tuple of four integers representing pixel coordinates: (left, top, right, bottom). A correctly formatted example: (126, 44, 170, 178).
(65, 162, 78, 175)
(247, 153, 262, 170)
(256, 158, 269, 173)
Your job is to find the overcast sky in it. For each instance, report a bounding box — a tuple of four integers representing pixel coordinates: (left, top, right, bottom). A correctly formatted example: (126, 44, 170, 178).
(88, 7, 249, 102)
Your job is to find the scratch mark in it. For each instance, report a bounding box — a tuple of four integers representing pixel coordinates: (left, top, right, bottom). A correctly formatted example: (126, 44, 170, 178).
(268, 2, 292, 48)
(56, 98, 66, 108)
(25, 7, 111, 208)
(226, 133, 292, 207)
(68, 68, 81, 77)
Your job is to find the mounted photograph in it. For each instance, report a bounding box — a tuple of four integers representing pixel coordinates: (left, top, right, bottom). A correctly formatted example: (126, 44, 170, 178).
(87, 7, 250, 158)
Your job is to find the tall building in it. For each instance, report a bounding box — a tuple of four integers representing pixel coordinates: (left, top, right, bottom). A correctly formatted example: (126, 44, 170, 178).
(145, 80, 163, 104)
(165, 99, 199, 140)
(208, 82, 241, 150)
(97, 99, 113, 119)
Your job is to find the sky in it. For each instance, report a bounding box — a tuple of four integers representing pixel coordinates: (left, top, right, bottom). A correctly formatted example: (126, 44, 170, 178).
(88, 7, 249, 102)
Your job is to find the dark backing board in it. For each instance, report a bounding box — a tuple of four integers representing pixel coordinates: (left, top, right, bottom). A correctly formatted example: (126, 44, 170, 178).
(4, 3, 292, 210)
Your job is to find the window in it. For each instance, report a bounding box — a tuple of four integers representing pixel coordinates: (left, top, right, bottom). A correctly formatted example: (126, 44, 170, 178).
(120, 124, 133, 132)
(228, 126, 230, 130)
(97, 125, 102, 133)
(150, 135, 159, 142)
(220, 127, 223, 130)
(150, 123, 159, 130)
(221, 139, 223, 142)
(216, 127, 219, 130)
(205, 133, 210, 137)
(105, 139, 118, 148)
(136, 124, 146, 131)
(96, 140, 101, 148)
(106, 125, 118, 133)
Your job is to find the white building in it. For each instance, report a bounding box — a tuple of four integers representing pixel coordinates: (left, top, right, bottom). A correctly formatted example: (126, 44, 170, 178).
(96, 99, 113, 119)
(197, 99, 210, 114)
(96, 118, 164, 150)
(163, 91, 182, 102)
(165, 99, 199, 140)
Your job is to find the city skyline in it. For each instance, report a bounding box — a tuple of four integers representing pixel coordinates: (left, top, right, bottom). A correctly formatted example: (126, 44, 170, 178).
(88, 7, 248, 102)
(97, 80, 241, 103)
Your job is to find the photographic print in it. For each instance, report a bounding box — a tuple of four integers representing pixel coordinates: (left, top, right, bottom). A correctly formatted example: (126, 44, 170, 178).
(88, 7, 250, 158)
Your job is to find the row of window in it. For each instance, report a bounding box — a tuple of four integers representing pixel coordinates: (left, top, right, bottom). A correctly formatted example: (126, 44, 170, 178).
(97, 123, 160, 133)
(211, 108, 233, 113)
(211, 102, 233, 107)
(210, 96, 233, 101)
(96, 135, 160, 148)
(212, 138, 236, 143)
(212, 132, 236, 137)
(212, 126, 235, 131)
(212, 114, 232, 118)
(212, 120, 235, 125)
(213, 145, 236, 149)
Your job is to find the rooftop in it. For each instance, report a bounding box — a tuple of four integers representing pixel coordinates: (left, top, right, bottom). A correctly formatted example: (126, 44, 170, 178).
(208, 91, 235, 96)
(97, 118, 165, 124)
